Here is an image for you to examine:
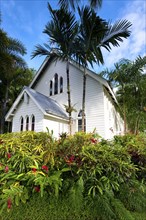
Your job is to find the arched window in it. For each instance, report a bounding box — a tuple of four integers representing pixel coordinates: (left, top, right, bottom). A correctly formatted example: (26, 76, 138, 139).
(31, 115, 35, 131)
(60, 77, 63, 93)
(26, 116, 29, 131)
(20, 117, 23, 131)
(54, 73, 58, 95)
(78, 110, 86, 132)
(50, 80, 53, 96)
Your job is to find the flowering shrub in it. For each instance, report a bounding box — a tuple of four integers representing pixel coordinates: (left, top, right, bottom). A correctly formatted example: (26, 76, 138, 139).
(0, 131, 146, 219)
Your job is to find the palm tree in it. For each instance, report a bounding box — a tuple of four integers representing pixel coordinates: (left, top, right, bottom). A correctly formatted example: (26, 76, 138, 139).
(75, 6, 132, 131)
(100, 56, 146, 134)
(74, 7, 106, 131)
(32, 4, 79, 135)
(0, 29, 27, 133)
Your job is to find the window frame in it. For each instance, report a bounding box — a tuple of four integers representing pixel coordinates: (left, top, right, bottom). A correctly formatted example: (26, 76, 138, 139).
(78, 110, 86, 132)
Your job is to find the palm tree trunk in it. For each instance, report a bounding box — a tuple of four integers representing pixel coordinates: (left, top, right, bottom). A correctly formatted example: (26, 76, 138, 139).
(66, 60, 72, 135)
(82, 66, 86, 132)
(134, 114, 140, 135)
(123, 105, 127, 134)
(0, 84, 9, 134)
(122, 86, 127, 134)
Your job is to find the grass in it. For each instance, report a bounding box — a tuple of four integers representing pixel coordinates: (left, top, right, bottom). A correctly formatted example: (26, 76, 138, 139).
(1, 193, 146, 220)
(1, 194, 92, 220)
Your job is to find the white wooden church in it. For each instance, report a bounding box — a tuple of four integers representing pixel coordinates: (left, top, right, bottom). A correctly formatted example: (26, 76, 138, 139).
(5, 57, 124, 139)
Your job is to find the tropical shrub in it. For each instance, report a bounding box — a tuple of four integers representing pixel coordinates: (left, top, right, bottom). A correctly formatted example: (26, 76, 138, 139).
(0, 131, 146, 220)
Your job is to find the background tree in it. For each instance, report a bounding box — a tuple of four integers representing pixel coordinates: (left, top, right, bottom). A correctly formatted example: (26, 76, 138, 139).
(32, 3, 79, 135)
(0, 27, 33, 133)
(100, 56, 146, 134)
(0, 68, 34, 133)
(7, 68, 35, 104)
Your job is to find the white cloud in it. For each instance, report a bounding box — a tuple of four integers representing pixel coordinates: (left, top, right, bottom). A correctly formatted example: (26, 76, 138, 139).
(96, 0, 146, 72)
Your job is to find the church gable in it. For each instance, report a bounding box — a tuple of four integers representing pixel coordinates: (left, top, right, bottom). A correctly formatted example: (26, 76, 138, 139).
(31, 58, 67, 99)
(12, 94, 43, 132)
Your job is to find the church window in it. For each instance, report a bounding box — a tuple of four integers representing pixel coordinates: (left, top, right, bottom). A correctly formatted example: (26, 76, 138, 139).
(31, 115, 35, 131)
(54, 73, 58, 95)
(26, 116, 29, 131)
(78, 110, 86, 132)
(60, 77, 63, 93)
(20, 117, 23, 131)
(50, 80, 53, 96)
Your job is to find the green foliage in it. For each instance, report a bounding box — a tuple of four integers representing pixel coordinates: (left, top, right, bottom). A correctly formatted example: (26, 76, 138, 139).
(0, 25, 30, 134)
(117, 181, 146, 213)
(100, 56, 146, 133)
(114, 133, 146, 180)
(0, 131, 146, 219)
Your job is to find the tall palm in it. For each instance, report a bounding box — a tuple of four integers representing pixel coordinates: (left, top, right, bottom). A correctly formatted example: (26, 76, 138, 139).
(75, 6, 132, 131)
(32, 4, 79, 134)
(0, 29, 27, 133)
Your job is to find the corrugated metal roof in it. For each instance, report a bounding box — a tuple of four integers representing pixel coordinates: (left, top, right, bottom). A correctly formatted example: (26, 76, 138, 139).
(25, 87, 68, 119)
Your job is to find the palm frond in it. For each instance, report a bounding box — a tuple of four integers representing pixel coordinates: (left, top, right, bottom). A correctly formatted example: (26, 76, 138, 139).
(90, 0, 103, 9)
(58, 0, 102, 10)
(9, 54, 27, 69)
(8, 38, 26, 55)
(100, 20, 132, 51)
(31, 44, 50, 58)
(130, 56, 146, 73)
(43, 4, 78, 58)
(58, 0, 79, 10)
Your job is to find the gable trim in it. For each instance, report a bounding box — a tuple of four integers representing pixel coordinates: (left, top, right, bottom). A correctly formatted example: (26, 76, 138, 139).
(30, 56, 54, 88)
(5, 87, 68, 122)
(5, 88, 45, 121)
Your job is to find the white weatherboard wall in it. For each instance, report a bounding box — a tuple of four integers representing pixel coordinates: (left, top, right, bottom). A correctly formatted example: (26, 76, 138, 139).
(33, 60, 84, 114)
(86, 75, 105, 137)
(43, 116, 68, 138)
(68, 65, 105, 137)
(103, 88, 124, 139)
(34, 60, 68, 109)
(12, 97, 43, 132)
(33, 60, 106, 137)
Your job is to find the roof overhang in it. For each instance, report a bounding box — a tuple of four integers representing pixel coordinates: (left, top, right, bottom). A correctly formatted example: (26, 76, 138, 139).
(44, 112, 69, 122)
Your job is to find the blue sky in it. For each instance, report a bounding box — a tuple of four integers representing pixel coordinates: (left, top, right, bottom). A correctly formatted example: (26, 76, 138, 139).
(1, 0, 146, 73)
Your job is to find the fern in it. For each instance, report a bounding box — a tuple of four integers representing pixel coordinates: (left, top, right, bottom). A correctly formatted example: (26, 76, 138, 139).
(86, 192, 116, 220)
(108, 191, 134, 220)
(67, 176, 84, 211)
(117, 182, 146, 213)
